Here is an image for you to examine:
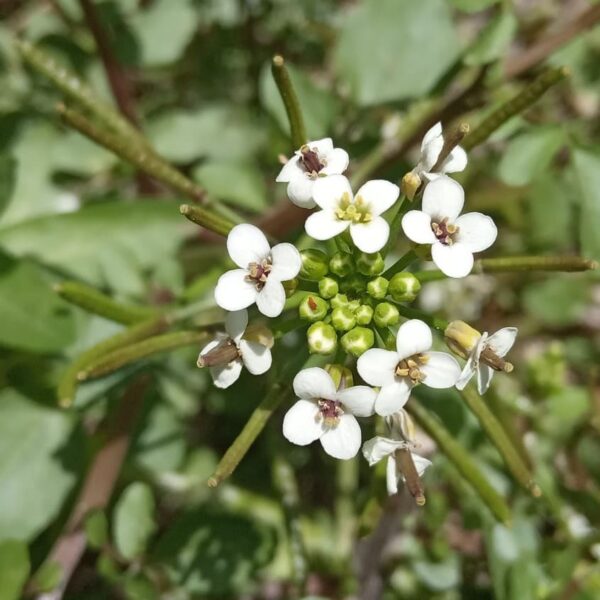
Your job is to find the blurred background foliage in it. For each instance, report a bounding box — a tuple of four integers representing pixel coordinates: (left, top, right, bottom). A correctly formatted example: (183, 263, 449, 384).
(0, 0, 600, 599)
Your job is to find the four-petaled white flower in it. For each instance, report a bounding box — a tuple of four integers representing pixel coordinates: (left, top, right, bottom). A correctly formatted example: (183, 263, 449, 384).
(357, 319, 461, 416)
(304, 175, 400, 254)
(215, 224, 301, 318)
(276, 138, 349, 209)
(282, 367, 377, 460)
(402, 176, 497, 278)
(198, 310, 272, 389)
(456, 327, 518, 394)
(412, 121, 467, 183)
(362, 436, 431, 496)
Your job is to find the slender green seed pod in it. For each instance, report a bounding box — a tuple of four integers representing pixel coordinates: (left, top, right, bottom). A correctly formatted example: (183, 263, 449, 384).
(341, 327, 375, 357)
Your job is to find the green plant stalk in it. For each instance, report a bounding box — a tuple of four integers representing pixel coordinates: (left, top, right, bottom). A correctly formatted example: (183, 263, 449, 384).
(393, 304, 449, 332)
(459, 386, 541, 497)
(414, 255, 598, 282)
(57, 316, 169, 407)
(55, 281, 160, 324)
(179, 204, 234, 237)
(463, 66, 569, 150)
(80, 330, 208, 379)
(383, 194, 409, 255)
(407, 401, 512, 525)
(382, 249, 418, 279)
(271, 55, 307, 149)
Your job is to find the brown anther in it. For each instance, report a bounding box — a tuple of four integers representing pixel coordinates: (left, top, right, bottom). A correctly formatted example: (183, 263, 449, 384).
(431, 217, 459, 246)
(246, 259, 272, 290)
(300, 145, 325, 175)
(197, 339, 240, 368)
(395, 353, 428, 383)
(409, 367, 422, 381)
(317, 398, 343, 427)
(480, 346, 512, 372)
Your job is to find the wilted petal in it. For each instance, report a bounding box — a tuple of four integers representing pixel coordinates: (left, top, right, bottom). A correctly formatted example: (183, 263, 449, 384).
(420, 351, 461, 388)
(421, 135, 444, 173)
(355, 179, 400, 216)
(227, 224, 271, 268)
(402, 210, 437, 244)
(322, 147, 349, 175)
(283, 399, 323, 446)
(225, 310, 248, 343)
(431, 242, 474, 278)
(210, 359, 243, 389)
(421, 122, 442, 151)
(239, 340, 272, 375)
(287, 176, 316, 209)
(312, 174, 353, 211)
(349, 217, 389, 253)
(386, 456, 399, 495)
(357, 349, 399, 386)
(455, 332, 487, 390)
(477, 364, 495, 395)
(256, 278, 286, 317)
(422, 176, 464, 221)
(337, 386, 377, 417)
(375, 381, 411, 417)
(410, 454, 432, 478)
(276, 155, 303, 182)
(305, 209, 349, 240)
(215, 269, 258, 311)
(486, 327, 518, 357)
(320, 414, 361, 459)
(442, 146, 467, 174)
(395, 319, 432, 359)
(309, 137, 334, 155)
(455, 212, 497, 252)
(270, 242, 302, 281)
(293, 367, 337, 400)
(362, 436, 406, 466)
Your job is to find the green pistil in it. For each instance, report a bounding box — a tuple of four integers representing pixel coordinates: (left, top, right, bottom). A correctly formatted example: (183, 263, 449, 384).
(335, 193, 372, 224)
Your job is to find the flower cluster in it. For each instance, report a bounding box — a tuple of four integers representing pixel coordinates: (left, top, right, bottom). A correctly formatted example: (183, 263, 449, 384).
(198, 127, 518, 498)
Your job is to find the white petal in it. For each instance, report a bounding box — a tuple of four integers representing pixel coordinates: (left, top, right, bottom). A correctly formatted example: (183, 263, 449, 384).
(255, 278, 286, 317)
(336, 386, 377, 417)
(431, 242, 474, 278)
(322, 147, 349, 175)
(239, 340, 272, 375)
(320, 414, 361, 460)
(283, 399, 323, 446)
(421, 135, 444, 172)
(455, 333, 487, 390)
(422, 176, 465, 220)
(411, 454, 432, 478)
(215, 270, 258, 311)
(227, 224, 270, 268)
(455, 212, 498, 253)
(269, 242, 302, 281)
(225, 309, 248, 343)
(357, 349, 399, 386)
(420, 351, 461, 388)
(386, 456, 399, 495)
(276, 155, 303, 182)
(395, 319, 432, 359)
(421, 122, 442, 151)
(210, 359, 243, 389)
(442, 145, 467, 174)
(199, 338, 220, 357)
(477, 364, 494, 395)
(309, 137, 334, 155)
(287, 176, 316, 208)
(349, 217, 389, 253)
(402, 210, 436, 244)
(305, 210, 349, 241)
(355, 180, 400, 216)
(362, 436, 406, 465)
(293, 367, 337, 400)
(375, 381, 411, 417)
(312, 175, 353, 211)
(486, 327, 518, 357)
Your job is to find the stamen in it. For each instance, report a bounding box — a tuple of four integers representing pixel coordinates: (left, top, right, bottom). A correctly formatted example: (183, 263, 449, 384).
(300, 145, 326, 175)
(317, 398, 344, 428)
(395, 353, 429, 384)
(431, 217, 459, 245)
(245, 258, 273, 290)
(335, 193, 373, 224)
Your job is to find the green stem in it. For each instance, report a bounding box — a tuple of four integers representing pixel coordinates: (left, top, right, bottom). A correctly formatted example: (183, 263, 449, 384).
(54, 281, 160, 325)
(459, 386, 541, 497)
(407, 400, 512, 525)
(394, 304, 448, 332)
(382, 249, 418, 279)
(271, 55, 307, 149)
(179, 204, 234, 237)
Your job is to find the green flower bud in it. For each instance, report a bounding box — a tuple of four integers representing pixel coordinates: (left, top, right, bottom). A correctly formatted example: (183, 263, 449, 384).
(347, 299, 361, 313)
(356, 252, 385, 276)
(299, 294, 329, 322)
(282, 277, 298, 298)
(329, 252, 354, 277)
(307, 321, 337, 355)
(367, 276, 389, 299)
(330, 293, 349, 309)
(318, 276, 339, 299)
(325, 364, 354, 389)
(388, 272, 421, 302)
(300, 249, 329, 281)
(374, 302, 400, 327)
(341, 327, 375, 357)
(355, 304, 374, 325)
(331, 306, 356, 332)
(340, 273, 367, 295)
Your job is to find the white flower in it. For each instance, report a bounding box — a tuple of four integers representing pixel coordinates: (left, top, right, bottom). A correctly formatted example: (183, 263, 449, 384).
(413, 121, 467, 183)
(282, 367, 377, 460)
(357, 319, 461, 416)
(276, 138, 349, 209)
(214, 224, 301, 318)
(402, 176, 497, 278)
(362, 436, 431, 496)
(198, 310, 272, 389)
(456, 327, 518, 394)
(304, 175, 400, 254)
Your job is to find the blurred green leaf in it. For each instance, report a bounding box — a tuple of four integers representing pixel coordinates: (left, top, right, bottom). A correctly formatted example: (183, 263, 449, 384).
(0, 539, 29, 600)
(573, 148, 600, 263)
(450, 0, 499, 12)
(123, 574, 159, 600)
(413, 556, 461, 591)
(0, 253, 77, 353)
(31, 560, 62, 594)
(334, 0, 459, 106)
(113, 482, 157, 561)
(543, 386, 590, 441)
(85, 510, 109, 550)
(464, 9, 517, 66)
(0, 389, 81, 541)
(0, 154, 15, 220)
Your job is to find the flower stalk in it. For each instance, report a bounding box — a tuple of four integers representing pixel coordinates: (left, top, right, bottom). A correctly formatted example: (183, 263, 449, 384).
(179, 203, 234, 237)
(382, 249, 418, 279)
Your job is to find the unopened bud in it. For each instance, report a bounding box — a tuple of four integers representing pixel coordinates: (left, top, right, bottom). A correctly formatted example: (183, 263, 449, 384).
(367, 276, 389, 299)
(340, 274, 367, 295)
(356, 252, 385, 276)
(341, 326, 375, 357)
(318, 276, 339, 299)
(283, 277, 298, 298)
(243, 324, 274, 349)
(307, 321, 337, 355)
(299, 294, 329, 322)
(355, 304, 374, 325)
(388, 272, 421, 302)
(401, 171, 421, 201)
(374, 302, 400, 327)
(300, 249, 329, 281)
(330, 293, 350, 309)
(444, 320, 481, 359)
(329, 252, 354, 277)
(331, 306, 356, 332)
(326, 364, 354, 390)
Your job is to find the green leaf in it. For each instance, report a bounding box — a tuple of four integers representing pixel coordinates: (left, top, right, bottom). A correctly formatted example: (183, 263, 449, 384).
(0, 154, 16, 221)
(334, 0, 459, 106)
(113, 482, 157, 561)
(192, 162, 267, 212)
(573, 148, 600, 264)
(0, 540, 29, 600)
(497, 126, 566, 187)
(464, 9, 517, 66)
(0, 389, 81, 541)
(0, 253, 77, 353)
(413, 556, 461, 591)
(450, 0, 499, 13)
(85, 510, 109, 550)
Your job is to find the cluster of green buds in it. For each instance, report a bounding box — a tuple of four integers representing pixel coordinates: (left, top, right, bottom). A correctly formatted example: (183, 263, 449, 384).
(297, 248, 422, 357)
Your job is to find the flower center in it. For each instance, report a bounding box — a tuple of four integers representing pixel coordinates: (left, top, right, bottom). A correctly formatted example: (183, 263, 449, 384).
(246, 258, 272, 290)
(300, 145, 326, 177)
(316, 398, 344, 428)
(431, 217, 459, 245)
(335, 192, 372, 224)
(395, 353, 429, 384)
